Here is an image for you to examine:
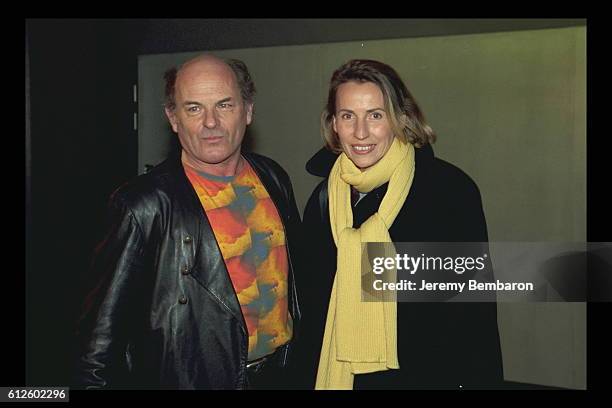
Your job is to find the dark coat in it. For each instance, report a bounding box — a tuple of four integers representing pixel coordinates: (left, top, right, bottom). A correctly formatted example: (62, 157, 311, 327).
(75, 152, 302, 390)
(295, 144, 504, 389)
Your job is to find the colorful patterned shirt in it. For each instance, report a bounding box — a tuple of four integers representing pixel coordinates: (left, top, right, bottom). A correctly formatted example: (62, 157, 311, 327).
(183, 160, 293, 360)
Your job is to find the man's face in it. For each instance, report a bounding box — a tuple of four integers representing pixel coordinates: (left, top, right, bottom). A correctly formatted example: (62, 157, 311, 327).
(333, 81, 394, 170)
(165, 58, 253, 172)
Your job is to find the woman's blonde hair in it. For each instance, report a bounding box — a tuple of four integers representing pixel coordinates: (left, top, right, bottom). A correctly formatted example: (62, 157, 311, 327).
(321, 59, 436, 153)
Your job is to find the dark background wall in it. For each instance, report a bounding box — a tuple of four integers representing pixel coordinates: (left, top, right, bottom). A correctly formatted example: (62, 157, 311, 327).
(26, 19, 142, 387)
(25, 18, 586, 387)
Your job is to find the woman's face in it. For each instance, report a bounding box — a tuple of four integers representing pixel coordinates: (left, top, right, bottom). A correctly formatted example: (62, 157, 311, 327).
(333, 81, 395, 170)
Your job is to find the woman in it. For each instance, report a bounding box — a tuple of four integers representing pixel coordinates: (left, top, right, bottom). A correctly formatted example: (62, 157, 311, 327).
(297, 59, 503, 390)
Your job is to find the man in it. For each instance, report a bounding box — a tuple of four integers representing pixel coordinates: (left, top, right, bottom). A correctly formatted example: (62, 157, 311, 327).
(75, 55, 301, 389)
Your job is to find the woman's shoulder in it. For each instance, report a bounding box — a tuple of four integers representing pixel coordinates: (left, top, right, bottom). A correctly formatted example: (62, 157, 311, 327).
(423, 156, 482, 201)
(311, 177, 329, 196)
(304, 178, 329, 219)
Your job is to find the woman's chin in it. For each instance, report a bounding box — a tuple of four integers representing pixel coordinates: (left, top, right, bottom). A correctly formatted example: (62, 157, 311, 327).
(348, 155, 380, 170)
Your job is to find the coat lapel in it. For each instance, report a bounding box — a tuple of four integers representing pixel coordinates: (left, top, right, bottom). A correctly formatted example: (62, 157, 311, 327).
(169, 155, 248, 334)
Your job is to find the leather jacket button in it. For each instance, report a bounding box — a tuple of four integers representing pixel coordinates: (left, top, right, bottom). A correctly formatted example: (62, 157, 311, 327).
(183, 235, 192, 244)
(179, 296, 188, 305)
(181, 266, 190, 275)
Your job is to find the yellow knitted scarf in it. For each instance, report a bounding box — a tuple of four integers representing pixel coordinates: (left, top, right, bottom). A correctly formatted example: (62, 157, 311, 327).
(315, 137, 416, 390)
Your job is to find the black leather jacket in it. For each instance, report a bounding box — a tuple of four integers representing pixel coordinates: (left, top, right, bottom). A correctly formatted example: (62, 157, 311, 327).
(75, 152, 302, 389)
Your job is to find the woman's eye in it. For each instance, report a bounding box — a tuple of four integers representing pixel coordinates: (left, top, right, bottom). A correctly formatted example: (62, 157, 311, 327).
(341, 113, 352, 120)
(371, 112, 383, 119)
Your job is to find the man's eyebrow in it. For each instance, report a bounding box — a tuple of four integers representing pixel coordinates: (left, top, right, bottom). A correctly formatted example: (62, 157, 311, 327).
(182, 97, 234, 106)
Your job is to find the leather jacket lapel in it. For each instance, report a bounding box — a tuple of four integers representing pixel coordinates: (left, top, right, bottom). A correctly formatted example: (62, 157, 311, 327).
(170, 156, 248, 334)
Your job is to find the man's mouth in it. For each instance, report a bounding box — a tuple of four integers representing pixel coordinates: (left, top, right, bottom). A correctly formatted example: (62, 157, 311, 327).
(202, 135, 224, 141)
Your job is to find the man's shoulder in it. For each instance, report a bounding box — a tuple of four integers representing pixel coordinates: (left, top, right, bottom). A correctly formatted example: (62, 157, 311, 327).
(244, 152, 290, 179)
(110, 159, 178, 208)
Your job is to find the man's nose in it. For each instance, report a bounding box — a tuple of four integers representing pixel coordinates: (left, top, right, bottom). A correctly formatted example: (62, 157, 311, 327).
(203, 109, 218, 129)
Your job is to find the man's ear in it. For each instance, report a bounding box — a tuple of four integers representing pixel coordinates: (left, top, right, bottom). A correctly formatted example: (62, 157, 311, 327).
(245, 102, 254, 125)
(332, 115, 337, 133)
(164, 107, 178, 133)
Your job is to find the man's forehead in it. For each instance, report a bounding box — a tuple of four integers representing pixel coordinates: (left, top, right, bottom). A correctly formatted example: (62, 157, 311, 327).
(177, 71, 236, 89)
(182, 54, 226, 69)
(176, 61, 238, 93)
(178, 57, 234, 80)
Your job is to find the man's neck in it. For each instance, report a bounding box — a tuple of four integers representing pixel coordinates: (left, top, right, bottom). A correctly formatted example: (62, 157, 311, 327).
(181, 151, 244, 177)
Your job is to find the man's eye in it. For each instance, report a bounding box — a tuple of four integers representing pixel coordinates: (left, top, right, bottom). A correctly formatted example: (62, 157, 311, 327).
(187, 106, 201, 113)
(341, 113, 353, 120)
(218, 103, 233, 109)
